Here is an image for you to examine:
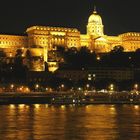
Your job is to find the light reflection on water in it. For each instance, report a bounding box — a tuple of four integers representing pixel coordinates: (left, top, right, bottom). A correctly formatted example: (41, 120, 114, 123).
(0, 104, 140, 140)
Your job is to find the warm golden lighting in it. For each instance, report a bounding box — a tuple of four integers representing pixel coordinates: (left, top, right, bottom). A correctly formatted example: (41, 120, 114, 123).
(25, 87, 30, 92)
(134, 105, 139, 110)
(84, 92, 88, 95)
(87, 9, 104, 36)
(10, 84, 14, 89)
(18, 104, 25, 109)
(50, 31, 65, 36)
(110, 105, 116, 114)
(61, 105, 65, 109)
(0, 8, 140, 72)
(16, 86, 30, 93)
(48, 62, 58, 72)
(96, 56, 101, 61)
(10, 104, 15, 109)
(110, 106, 115, 111)
(34, 104, 40, 109)
(86, 84, 90, 88)
(9, 53, 12, 57)
(35, 84, 39, 89)
(61, 84, 64, 88)
(109, 84, 114, 91)
(134, 84, 138, 90)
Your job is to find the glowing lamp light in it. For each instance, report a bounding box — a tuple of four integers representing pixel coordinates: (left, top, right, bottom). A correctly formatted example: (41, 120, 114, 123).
(134, 84, 138, 89)
(34, 104, 40, 109)
(86, 84, 90, 88)
(96, 56, 101, 60)
(134, 105, 139, 110)
(78, 87, 82, 91)
(10, 84, 14, 89)
(109, 84, 114, 93)
(9, 53, 12, 57)
(19, 104, 25, 108)
(25, 87, 30, 93)
(10, 104, 15, 109)
(61, 105, 65, 109)
(61, 84, 64, 88)
(35, 84, 39, 89)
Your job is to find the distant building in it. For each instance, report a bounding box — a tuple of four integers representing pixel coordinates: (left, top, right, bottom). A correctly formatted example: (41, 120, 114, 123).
(55, 67, 134, 82)
(0, 7, 140, 71)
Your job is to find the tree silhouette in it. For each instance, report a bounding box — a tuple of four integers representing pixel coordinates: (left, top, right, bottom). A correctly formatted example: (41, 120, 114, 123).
(25, 49, 33, 70)
(111, 45, 124, 53)
(13, 49, 27, 83)
(0, 50, 6, 58)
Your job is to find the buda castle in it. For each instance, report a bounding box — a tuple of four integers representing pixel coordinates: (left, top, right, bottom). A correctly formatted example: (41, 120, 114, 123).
(0, 7, 140, 72)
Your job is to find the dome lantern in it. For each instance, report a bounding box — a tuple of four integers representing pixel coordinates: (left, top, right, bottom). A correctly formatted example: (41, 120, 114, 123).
(93, 5, 97, 14)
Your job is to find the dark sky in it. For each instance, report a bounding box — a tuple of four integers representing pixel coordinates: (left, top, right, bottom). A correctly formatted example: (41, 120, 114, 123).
(0, 0, 139, 36)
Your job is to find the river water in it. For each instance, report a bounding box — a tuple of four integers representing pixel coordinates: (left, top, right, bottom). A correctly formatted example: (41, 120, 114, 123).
(0, 104, 140, 140)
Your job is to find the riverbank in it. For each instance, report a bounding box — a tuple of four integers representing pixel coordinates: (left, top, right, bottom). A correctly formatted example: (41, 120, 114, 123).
(0, 92, 140, 105)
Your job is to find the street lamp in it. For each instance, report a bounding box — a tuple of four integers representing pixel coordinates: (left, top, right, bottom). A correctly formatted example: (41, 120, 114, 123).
(134, 84, 139, 95)
(10, 84, 14, 92)
(35, 84, 39, 91)
(86, 84, 90, 88)
(78, 87, 82, 91)
(60, 84, 65, 91)
(10, 84, 14, 89)
(109, 84, 114, 94)
(61, 84, 64, 88)
(134, 84, 138, 90)
(110, 84, 114, 90)
(86, 84, 90, 91)
(88, 73, 96, 90)
(96, 56, 101, 61)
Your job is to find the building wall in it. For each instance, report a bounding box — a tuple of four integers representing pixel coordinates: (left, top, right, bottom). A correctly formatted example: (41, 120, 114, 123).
(55, 68, 134, 82)
(26, 26, 80, 49)
(119, 32, 140, 51)
(0, 34, 27, 48)
(0, 29, 140, 72)
(26, 26, 81, 70)
(0, 34, 27, 57)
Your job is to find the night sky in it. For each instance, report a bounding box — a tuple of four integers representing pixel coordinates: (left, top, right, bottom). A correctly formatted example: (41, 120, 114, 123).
(0, 0, 139, 36)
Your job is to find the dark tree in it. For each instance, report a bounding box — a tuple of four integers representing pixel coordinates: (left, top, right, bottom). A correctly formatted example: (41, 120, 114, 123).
(56, 45, 65, 54)
(25, 49, 33, 70)
(13, 49, 27, 83)
(0, 50, 6, 58)
(25, 49, 32, 59)
(111, 45, 124, 53)
(15, 49, 23, 57)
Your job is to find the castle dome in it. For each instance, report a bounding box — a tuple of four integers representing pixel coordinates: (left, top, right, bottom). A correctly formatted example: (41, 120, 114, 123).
(87, 6, 104, 36)
(88, 9, 103, 25)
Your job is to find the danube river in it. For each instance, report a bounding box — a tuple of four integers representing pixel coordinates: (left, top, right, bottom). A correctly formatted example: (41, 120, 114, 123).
(0, 104, 140, 140)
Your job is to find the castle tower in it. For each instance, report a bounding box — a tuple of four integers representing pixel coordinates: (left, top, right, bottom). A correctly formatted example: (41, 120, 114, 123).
(87, 6, 104, 37)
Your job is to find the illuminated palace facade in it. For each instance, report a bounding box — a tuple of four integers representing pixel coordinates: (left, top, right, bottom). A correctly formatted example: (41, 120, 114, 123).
(0, 8, 140, 71)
